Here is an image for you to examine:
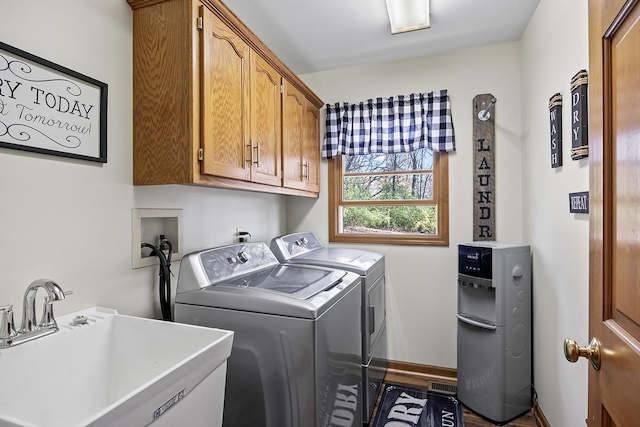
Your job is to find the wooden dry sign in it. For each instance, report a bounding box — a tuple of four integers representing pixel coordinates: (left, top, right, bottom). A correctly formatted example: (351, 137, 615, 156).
(549, 93, 562, 168)
(570, 70, 588, 160)
(0, 41, 108, 163)
(473, 94, 496, 241)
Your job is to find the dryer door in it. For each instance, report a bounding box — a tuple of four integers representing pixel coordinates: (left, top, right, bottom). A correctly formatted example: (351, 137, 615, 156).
(365, 274, 386, 361)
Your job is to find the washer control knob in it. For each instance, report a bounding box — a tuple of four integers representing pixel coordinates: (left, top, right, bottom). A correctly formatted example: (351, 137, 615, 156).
(237, 251, 251, 264)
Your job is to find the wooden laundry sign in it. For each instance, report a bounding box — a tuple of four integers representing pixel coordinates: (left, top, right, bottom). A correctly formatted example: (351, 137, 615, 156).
(473, 94, 496, 241)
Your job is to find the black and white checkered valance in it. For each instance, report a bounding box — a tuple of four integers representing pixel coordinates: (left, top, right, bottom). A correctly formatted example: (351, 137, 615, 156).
(322, 90, 455, 159)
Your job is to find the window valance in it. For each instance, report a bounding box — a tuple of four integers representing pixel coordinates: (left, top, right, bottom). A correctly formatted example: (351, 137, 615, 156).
(322, 89, 455, 159)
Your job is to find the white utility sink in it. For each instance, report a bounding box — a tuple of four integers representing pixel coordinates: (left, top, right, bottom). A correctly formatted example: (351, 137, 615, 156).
(0, 307, 233, 427)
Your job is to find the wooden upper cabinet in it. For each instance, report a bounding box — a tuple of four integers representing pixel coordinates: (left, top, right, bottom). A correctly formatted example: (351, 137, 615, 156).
(282, 80, 305, 190)
(127, 0, 323, 197)
(200, 8, 251, 182)
(304, 99, 320, 193)
(250, 52, 282, 187)
(283, 80, 320, 192)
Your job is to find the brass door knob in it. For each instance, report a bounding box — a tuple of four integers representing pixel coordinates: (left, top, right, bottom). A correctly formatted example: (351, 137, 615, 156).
(564, 337, 601, 370)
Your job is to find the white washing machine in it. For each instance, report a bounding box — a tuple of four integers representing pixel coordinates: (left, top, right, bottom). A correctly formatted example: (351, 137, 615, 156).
(270, 232, 387, 423)
(174, 242, 363, 427)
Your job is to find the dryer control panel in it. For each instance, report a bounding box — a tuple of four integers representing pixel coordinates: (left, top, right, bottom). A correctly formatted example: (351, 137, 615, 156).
(271, 231, 323, 260)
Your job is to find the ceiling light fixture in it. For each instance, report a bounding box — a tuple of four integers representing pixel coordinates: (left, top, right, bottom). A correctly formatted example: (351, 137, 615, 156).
(385, 0, 430, 35)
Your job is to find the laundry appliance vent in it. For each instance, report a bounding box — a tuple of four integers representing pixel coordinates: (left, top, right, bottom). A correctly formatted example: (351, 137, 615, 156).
(429, 381, 457, 395)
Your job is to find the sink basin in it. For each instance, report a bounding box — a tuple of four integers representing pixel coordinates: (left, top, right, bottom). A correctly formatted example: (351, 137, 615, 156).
(0, 307, 233, 427)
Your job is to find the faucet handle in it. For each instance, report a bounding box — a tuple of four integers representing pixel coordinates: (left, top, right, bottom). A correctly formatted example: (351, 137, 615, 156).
(39, 297, 56, 328)
(38, 290, 73, 328)
(0, 304, 18, 342)
(39, 290, 72, 329)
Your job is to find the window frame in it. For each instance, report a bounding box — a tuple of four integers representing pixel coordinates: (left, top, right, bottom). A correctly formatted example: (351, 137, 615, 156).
(328, 151, 449, 246)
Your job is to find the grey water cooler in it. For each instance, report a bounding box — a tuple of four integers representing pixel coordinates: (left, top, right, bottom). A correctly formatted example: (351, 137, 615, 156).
(456, 242, 532, 424)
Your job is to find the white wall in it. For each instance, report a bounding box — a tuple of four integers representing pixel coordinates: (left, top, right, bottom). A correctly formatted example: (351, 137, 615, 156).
(520, 0, 589, 426)
(294, 1, 591, 425)
(0, 0, 286, 321)
(295, 42, 524, 368)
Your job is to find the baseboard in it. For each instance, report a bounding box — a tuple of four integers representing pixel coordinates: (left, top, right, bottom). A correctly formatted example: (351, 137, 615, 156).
(383, 359, 551, 427)
(384, 360, 458, 394)
(533, 403, 551, 427)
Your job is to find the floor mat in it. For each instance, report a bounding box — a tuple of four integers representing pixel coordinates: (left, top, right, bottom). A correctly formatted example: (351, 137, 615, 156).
(371, 383, 464, 427)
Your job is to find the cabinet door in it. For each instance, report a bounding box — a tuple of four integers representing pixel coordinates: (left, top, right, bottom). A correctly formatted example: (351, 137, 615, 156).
(282, 80, 306, 190)
(250, 53, 282, 186)
(303, 100, 320, 192)
(200, 8, 250, 181)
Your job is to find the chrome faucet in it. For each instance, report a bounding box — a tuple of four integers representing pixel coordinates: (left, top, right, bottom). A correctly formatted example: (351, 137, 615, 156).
(0, 279, 71, 349)
(20, 279, 67, 333)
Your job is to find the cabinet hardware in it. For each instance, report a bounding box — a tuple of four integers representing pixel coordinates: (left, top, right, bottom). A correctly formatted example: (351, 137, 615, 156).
(197, 16, 203, 30)
(254, 142, 260, 167)
(198, 148, 204, 161)
(247, 140, 253, 164)
(303, 162, 310, 180)
(247, 140, 260, 167)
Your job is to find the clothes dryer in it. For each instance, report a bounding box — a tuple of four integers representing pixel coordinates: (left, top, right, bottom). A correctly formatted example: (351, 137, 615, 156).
(270, 232, 387, 423)
(175, 242, 362, 427)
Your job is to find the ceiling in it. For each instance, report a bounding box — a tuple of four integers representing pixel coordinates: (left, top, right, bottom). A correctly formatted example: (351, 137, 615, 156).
(221, 0, 541, 75)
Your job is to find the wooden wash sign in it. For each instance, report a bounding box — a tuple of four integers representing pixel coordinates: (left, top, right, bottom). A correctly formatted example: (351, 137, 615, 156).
(549, 93, 562, 168)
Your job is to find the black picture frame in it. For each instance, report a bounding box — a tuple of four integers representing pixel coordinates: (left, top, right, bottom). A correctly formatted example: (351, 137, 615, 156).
(0, 41, 107, 163)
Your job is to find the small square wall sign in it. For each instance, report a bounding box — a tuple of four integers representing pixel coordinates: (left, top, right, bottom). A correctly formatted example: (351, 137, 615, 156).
(569, 191, 589, 213)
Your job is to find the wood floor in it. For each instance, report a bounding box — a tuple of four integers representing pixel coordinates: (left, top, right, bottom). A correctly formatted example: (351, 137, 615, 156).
(461, 408, 538, 427)
(369, 367, 539, 427)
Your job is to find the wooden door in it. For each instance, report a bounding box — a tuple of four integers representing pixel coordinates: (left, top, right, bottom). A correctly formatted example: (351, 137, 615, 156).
(303, 100, 320, 192)
(282, 80, 306, 190)
(250, 52, 282, 186)
(200, 6, 250, 181)
(586, 0, 640, 425)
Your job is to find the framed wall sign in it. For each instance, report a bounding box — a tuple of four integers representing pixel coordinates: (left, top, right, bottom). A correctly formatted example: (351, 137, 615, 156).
(0, 41, 107, 163)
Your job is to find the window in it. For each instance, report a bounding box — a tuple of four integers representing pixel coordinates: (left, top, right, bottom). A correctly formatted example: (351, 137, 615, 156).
(323, 90, 454, 245)
(329, 148, 448, 245)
